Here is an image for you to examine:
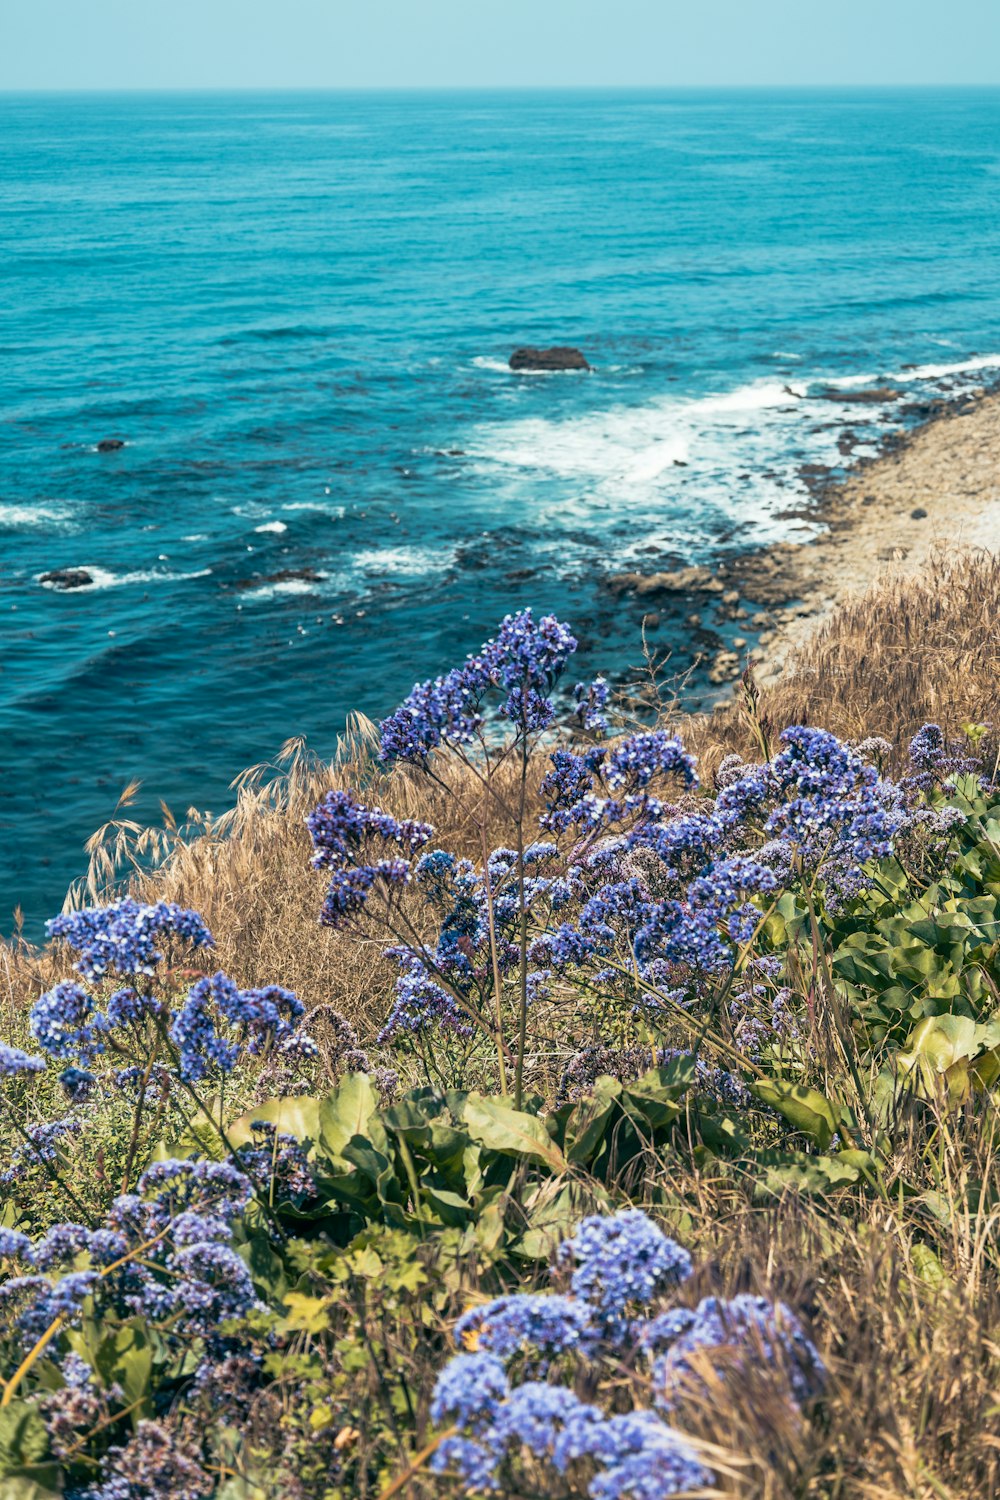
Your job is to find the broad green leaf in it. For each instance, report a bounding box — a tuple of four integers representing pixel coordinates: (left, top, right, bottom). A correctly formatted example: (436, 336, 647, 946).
(227, 1093, 321, 1149)
(462, 1094, 567, 1172)
(318, 1073, 378, 1160)
(750, 1079, 839, 1150)
(281, 1291, 333, 1334)
(910, 1243, 950, 1291)
(564, 1078, 621, 1165)
(0, 1404, 49, 1478)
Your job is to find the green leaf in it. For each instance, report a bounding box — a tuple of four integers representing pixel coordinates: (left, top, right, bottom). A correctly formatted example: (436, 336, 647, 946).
(897, 1014, 983, 1105)
(318, 1074, 378, 1160)
(280, 1291, 334, 1334)
(753, 1150, 863, 1199)
(564, 1078, 621, 1165)
(227, 1094, 321, 1149)
(462, 1094, 567, 1172)
(750, 1080, 840, 1149)
(91, 1320, 153, 1409)
(911, 1242, 950, 1291)
(0, 1404, 49, 1479)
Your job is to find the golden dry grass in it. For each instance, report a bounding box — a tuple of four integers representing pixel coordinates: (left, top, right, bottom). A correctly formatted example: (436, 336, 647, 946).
(2, 549, 1000, 1497)
(3, 548, 998, 1045)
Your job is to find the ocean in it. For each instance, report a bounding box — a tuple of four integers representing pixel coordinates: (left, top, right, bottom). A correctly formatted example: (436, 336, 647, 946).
(3, 87, 1000, 935)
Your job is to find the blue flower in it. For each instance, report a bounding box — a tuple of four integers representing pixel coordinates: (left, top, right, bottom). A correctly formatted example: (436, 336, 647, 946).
(0, 1042, 46, 1078)
(558, 1211, 692, 1332)
(430, 1352, 509, 1429)
(170, 972, 304, 1081)
(454, 1293, 595, 1365)
(30, 982, 108, 1063)
(643, 1292, 826, 1408)
(47, 898, 213, 981)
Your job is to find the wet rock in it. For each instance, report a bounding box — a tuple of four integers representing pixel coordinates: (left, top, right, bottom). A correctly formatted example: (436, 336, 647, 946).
(96, 438, 125, 452)
(708, 650, 741, 685)
(816, 386, 901, 405)
(236, 566, 324, 590)
(39, 568, 93, 590)
(607, 565, 723, 597)
(509, 346, 590, 372)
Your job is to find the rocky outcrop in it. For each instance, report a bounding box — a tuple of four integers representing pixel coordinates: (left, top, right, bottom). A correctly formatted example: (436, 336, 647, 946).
(816, 387, 901, 405)
(607, 565, 724, 597)
(509, 346, 590, 372)
(236, 567, 324, 590)
(39, 568, 93, 590)
(96, 438, 125, 452)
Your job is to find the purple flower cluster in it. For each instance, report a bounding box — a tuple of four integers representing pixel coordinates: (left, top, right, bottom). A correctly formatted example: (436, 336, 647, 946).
(0, 1042, 46, 1078)
(431, 1209, 822, 1498)
(642, 1292, 826, 1408)
(378, 608, 579, 765)
(30, 981, 109, 1063)
(1, 1157, 259, 1358)
(558, 1210, 693, 1332)
(170, 972, 304, 1081)
(1, 1117, 82, 1189)
(48, 898, 214, 980)
(307, 787, 433, 929)
(454, 1293, 594, 1366)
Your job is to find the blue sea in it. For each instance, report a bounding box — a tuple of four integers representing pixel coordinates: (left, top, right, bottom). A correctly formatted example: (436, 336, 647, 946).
(3, 88, 1000, 935)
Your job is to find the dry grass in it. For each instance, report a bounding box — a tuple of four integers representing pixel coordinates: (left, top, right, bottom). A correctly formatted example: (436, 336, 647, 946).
(3, 548, 998, 1045)
(2, 548, 1000, 1496)
(690, 547, 1000, 781)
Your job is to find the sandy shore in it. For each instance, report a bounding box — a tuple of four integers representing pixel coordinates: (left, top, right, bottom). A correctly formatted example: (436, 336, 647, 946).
(607, 383, 1000, 694)
(746, 386, 1000, 681)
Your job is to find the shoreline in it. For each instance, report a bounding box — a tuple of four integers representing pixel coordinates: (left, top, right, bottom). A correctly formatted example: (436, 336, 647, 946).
(607, 379, 1000, 696)
(749, 380, 1000, 682)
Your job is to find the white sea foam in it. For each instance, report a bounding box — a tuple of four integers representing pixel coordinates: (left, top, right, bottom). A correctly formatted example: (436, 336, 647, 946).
(241, 577, 326, 601)
(1, 503, 74, 529)
(254, 520, 288, 534)
(471, 355, 513, 373)
(37, 567, 212, 591)
(352, 544, 454, 576)
(894, 354, 1000, 381)
(466, 378, 803, 496)
(281, 502, 346, 520)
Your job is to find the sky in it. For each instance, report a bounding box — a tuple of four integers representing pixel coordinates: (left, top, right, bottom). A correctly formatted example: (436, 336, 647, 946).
(2, 0, 999, 92)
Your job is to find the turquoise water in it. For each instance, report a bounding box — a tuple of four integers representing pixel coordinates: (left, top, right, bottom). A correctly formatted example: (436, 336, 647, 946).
(3, 88, 1000, 933)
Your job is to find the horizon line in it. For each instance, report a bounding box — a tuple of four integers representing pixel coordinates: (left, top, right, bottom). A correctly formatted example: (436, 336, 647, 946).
(4, 81, 1000, 97)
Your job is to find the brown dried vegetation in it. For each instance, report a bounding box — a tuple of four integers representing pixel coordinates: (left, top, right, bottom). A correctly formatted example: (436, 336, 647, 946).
(3, 549, 1000, 1497)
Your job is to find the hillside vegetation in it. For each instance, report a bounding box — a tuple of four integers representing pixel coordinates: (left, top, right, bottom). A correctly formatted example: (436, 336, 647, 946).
(1, 548, 999, 1500)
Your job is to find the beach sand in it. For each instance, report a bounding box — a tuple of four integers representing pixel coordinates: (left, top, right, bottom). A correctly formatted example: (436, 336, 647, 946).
(723, 387, 1000, 684)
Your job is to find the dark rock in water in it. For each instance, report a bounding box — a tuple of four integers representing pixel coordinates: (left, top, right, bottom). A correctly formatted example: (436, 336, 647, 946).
(96, 438, 125, 452)
(236, 566, 324, 590)
(40, 568, 94, 590)
(816, 386, 901, 405)
(509, 346, 590, 372)
(607, 565, 724, 597)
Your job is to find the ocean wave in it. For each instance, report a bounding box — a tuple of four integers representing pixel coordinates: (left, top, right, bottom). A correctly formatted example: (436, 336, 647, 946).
(37, 566, 212, 592)
(281, 501, 346, 519)
(894, 354, 1000, 381)
(352, 544, 455, 576)
(471, 355, 513, 373)
(254, 521, 289, 534)
(466, 377, 809, 493)
(240, 576, 328, 601)
(0, 503, 74, 529)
